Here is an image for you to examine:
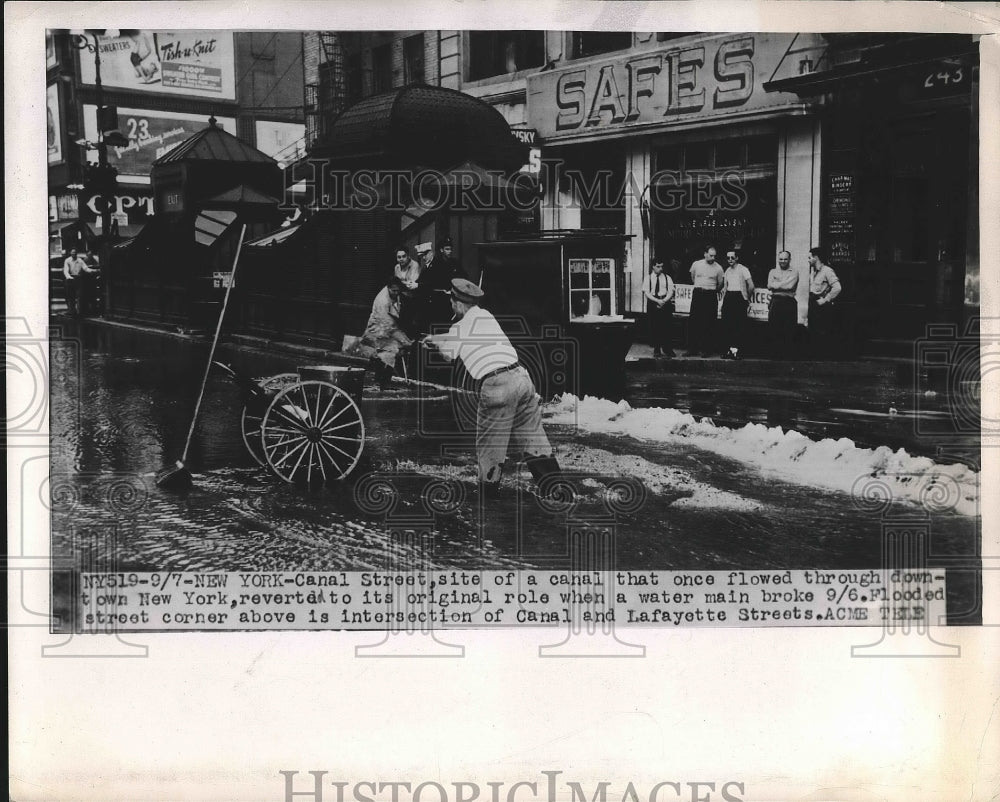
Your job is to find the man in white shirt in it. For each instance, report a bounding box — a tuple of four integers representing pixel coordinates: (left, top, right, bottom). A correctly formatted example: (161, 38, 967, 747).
(62, 248, 97, 317)
(393, 245, 422, 289)
(642, 257, 675, 358)
(720, 249, 755, 360)
(422, 278, 560, 496)
(807, 246, 842, 359)
(767, 250, 799, 358)
(688, 245, 724, 357)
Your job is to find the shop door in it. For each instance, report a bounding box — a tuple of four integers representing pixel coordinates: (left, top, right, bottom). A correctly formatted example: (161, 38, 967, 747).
(878, 109, 969, 335)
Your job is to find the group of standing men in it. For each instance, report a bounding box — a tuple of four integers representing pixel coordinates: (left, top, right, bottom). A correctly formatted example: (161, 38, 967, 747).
(644, 244, 842, 360)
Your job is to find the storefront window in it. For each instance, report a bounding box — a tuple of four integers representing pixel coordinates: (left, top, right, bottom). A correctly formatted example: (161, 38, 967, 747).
(651, 134, 778, 284)
(568, 258, 616, 318)
(468, 31, 545, 80)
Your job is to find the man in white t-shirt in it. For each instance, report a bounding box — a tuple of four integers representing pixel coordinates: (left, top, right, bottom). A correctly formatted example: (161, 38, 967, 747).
(422, 278, 560, 496)
(62, 248, 98, 317)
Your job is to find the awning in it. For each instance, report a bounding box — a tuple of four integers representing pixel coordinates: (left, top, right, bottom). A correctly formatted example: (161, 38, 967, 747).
(764, 35, 978, 96)
(304, 85, 528, 173)
(246, 223, 304, 249)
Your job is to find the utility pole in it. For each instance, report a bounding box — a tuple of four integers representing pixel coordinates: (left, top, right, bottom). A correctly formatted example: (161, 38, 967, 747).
(73, 31, 126, 314)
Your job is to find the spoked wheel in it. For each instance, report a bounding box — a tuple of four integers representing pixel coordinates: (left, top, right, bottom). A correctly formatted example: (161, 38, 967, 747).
(261, 380, 365, 485)
(240, 373, 299, 467)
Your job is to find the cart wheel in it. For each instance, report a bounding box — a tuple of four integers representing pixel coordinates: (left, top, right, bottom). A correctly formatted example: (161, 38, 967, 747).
(261, 380, 365, 484)
(240, 373, 299, 467)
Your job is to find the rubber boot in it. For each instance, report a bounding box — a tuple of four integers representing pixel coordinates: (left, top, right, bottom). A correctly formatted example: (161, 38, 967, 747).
(526, 454, 561, 483)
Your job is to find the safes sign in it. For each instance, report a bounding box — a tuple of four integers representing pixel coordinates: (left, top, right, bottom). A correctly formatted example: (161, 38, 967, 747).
(528, 33, 807, 141)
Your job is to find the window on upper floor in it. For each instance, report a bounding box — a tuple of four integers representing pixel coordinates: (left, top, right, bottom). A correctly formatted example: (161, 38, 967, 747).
(345, 52, 363, 104)
(403, 34, 425, 85)
(571, 31, 632, 59)
(467, 31, 545, 80)
(656, 32, 700, 43)
(372, 42, 393, 93)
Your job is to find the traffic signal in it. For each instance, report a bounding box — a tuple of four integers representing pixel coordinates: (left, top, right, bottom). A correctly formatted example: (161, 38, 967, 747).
(84, 162, 118, 196)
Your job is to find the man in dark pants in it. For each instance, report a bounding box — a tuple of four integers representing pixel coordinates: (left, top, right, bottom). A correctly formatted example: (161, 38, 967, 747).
(642, 257, 675, 358)
(720, 249, 754, 360)
(62, 249, 97, 317)
(767, 250, 799, 358)
(688, 245, 724, 357)
(807, 246, 842, 359)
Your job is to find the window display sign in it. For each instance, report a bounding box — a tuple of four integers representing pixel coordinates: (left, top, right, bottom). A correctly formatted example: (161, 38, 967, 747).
(77, 30, 236, 100)
(47, 83, 62, 164)
(83, 106, 236, 178)
(673, 284, 772, 321)
(254, 120, 305, 166)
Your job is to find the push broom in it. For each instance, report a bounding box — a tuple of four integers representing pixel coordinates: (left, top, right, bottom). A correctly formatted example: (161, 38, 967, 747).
(157, 221, 247, 490)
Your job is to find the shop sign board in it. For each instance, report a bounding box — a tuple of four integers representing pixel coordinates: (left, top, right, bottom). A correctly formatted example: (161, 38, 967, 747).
(528, 33, 812, 141)
(83, 106, 236, 178)
(78, 31, 236, 100)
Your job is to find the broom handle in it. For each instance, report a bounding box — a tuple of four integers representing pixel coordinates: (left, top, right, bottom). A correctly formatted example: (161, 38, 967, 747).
(180, 224, 247, 464)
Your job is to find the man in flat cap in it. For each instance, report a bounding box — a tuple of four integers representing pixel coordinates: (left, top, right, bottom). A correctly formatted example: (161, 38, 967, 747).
(422, 278, 561, 496)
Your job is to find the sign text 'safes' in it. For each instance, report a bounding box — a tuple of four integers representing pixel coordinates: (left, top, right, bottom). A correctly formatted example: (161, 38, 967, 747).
(556, 38, 754, 131)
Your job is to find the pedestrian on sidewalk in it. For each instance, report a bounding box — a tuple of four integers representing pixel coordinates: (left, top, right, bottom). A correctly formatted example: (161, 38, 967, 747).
(421, 278, 560, 497)
(643, 256, 675, 358)
(721, 249, 754, 360)
(808, 247, 842, 359)
(767, 250, 799, 358)
(62, 248, 98, 317)
(688, 245, 724, 357)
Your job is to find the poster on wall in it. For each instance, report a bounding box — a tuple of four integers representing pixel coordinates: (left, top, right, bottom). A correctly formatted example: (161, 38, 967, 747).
(254, 119, 305, 167)
(77, 30, 236, 100)
(46, 83, 62, 164)
(83, 105, 235, 179)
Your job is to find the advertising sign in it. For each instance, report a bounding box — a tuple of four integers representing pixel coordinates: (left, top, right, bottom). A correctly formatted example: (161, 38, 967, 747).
(83, 106, 236, 178)
(254, 120, 305, 166)
(528, 33, 814, 143)
(46, 30, 57, 68)
(77, 30, 236, 100)
(46, 83, 62, 164)
(49, 194, 79, 221)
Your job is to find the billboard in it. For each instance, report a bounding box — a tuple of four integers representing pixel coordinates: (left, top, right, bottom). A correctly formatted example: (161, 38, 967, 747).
(77, 30, 236, 100)
(83, 106, 236, 179)
(46, 83, 62, 164)
(254, 120, 305, 166)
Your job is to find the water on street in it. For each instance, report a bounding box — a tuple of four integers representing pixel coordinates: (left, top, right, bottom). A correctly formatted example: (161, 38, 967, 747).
(49, 320, 981, 622)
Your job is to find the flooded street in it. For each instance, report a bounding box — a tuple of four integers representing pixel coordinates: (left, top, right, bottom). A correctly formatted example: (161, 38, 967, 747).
(49, 320, 980, 619)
